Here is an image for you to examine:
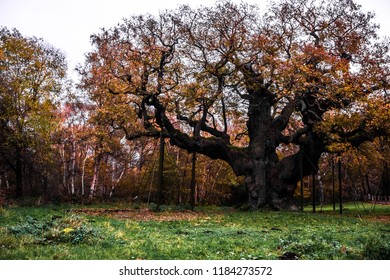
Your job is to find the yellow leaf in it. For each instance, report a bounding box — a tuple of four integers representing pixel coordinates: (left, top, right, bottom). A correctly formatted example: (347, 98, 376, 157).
(63, 227, 74, 234)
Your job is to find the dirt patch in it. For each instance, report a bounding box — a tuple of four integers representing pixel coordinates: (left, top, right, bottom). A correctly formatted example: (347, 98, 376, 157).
(69, 208, 211, 222)
(363, 215, 390, 223)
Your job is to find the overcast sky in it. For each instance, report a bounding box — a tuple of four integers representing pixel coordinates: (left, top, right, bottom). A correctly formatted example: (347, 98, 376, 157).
(1, 0, 389, 79)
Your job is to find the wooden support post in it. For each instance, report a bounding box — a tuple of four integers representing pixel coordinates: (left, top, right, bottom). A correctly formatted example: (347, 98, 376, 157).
(190, 151, 196, 211)
(332, 155, 336, 211)
(300, 147, 304, 212)
(312, 172, 316, 213)
(338, 153, 342, 214)
(156, 130, 165, 211)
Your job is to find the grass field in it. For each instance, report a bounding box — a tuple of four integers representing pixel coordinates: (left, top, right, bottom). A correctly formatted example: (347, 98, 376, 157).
(0, 202, 389, 260)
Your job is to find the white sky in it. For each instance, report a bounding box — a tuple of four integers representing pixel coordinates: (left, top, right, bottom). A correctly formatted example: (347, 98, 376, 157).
(1, 0, 389, 80)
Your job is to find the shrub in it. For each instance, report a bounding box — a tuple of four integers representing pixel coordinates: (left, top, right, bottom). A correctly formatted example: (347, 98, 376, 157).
(362, 237, 390, 260)
(279, 233, 344, 259)
(7, 214, 101, 245)
(0, 234, 20, 249)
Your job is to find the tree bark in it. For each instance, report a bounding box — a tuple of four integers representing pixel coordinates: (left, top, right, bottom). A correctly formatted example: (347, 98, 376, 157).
(156, 130, 165, 210)
(70, 137, 76, 195)
(109, 165, 125, 198)
(81, 153, 90, 196)
(61, 143, 67, 194)
(15, 152, 23, 198)
(381, 163, 390, 196)
(190, 151, 196, 210)
(89, 154, 101, 198)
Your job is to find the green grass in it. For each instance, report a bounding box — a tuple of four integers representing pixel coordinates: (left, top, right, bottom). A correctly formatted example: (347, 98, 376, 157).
(0, 203, 389, 260)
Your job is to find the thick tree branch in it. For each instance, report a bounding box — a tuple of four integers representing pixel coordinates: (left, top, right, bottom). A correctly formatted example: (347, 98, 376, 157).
(175, 100, 230, 143)
(271, 99, 297, 131)
(143, 94, 237, 164)
(331, 125, 387, 148)
(221, 95, 228, 134)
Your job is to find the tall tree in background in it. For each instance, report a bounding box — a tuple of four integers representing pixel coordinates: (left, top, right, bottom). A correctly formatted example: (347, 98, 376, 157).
(80, 0, 389, 209)
(0, 27, 67, 197)
(77, 53, 136, 198)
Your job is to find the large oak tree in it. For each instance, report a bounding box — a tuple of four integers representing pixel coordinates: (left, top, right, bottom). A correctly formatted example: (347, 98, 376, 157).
(80, 0, 389, 209)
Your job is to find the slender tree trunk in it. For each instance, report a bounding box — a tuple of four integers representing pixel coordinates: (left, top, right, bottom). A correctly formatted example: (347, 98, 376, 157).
(360, 172, 368, 196)
(0, 173, 7, 189)
(312, 173, 316, 213)
(15, 149, 23, 198)
(61, 143, 67, 194)
(5, 173, 10, 189)
(338, 154, 343, 214)
(300, 148, 304, 211)
(109, 164, 125, 198)
(190, 151, 196, 210)
(174, 150, 180, 204)
(332, 157, 336, 210)
(365, 174, 372, 195)
(70, 138, 76, 195)
(179, 153, 190, 205)
(81, 153, 90, 196)
(156, 130, 164, 209)
(42, 175, 48, 196)
(89, 155, 101, 199)
(138, 142, 145, 171)
(381, 163, 390, 196)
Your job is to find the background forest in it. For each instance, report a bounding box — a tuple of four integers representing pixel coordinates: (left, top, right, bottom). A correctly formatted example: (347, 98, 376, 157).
(0, 25, 241, 206)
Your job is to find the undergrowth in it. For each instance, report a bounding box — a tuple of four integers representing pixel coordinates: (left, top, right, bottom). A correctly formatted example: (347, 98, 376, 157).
(7, 214, 101, 245)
